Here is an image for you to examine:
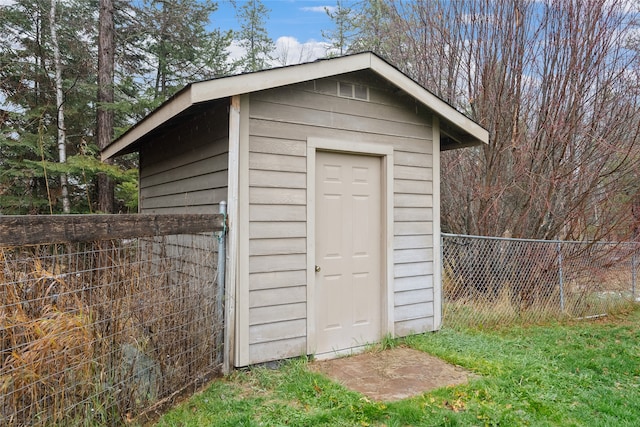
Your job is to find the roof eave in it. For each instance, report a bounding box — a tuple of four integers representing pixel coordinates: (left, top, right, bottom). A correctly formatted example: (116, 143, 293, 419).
(101, 54, 375, 161)
(101, 52, 488, 160)
(191, 53, 372, 104)
(101, 88, 194, 160)
(367, 55, 488, 147)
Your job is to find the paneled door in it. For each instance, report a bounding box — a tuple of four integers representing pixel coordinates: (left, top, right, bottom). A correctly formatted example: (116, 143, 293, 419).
(314, 151, 382, 355)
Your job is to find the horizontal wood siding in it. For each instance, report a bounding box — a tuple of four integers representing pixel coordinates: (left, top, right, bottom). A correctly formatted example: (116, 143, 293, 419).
(140, 103, 229, 213)
(247, 105, 308, 363)
(393, 129, 435, 334)
(246, 71, 436, 363)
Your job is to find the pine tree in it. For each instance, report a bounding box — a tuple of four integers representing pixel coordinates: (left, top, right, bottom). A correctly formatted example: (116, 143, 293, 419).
(131, 0, 234, 104)
(0, 0, 234, 214)
(235, 0, 274, 72)
(97, 0, 115, 213)
(0, 0, 96, 213)
(321, 0, 355, 57)
(323, 0, 397, 59)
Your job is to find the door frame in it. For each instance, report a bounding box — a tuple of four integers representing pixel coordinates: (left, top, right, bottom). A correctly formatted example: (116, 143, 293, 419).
(306, 137, 394, 357)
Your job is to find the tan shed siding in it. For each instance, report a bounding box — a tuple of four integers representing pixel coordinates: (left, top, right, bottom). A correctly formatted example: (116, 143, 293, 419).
(385, 81, 434, 335)
(247, 120, 308, 363)
(140, 104, 229, 213)
(245, 72, 436, 363)
(249, 270, 307, 291)
(393, 140, 435, 335)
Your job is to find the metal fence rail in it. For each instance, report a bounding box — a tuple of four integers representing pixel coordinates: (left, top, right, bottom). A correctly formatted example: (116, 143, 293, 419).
(442, 233, 639, 329)
(0, 214, 226, 426)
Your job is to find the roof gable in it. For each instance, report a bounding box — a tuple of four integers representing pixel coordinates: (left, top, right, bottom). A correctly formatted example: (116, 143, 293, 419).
(102, 52, 488, 160)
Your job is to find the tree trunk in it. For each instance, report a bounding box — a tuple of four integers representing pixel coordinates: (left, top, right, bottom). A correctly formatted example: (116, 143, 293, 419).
(50, 0, 70, 213)
(97, 0, 115, 213)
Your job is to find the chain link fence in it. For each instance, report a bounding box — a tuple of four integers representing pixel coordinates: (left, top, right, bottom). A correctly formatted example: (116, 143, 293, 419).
(442, 233, 639, 329)
(1, 221, 224, 425)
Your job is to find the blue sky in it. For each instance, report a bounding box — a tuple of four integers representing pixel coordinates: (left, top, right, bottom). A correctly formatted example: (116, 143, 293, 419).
(213, 0, 359, 64)
(215, 0, 343, 42)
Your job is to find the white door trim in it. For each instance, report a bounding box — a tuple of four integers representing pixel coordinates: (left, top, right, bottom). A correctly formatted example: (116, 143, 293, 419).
(306, 137, 394, 357)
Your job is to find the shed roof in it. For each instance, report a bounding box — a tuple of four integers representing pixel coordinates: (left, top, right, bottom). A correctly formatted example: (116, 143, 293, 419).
(102, 52, 488, 160)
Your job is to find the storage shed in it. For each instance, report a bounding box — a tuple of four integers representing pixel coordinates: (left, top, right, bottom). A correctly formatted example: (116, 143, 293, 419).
(102, 52, 488, 368)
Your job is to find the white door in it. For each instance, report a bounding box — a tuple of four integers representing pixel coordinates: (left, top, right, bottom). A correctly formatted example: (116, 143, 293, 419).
(315, 151, 382, 355)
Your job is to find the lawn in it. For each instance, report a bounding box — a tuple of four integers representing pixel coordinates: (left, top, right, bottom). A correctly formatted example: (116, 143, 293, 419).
(156, 308, 640, 426)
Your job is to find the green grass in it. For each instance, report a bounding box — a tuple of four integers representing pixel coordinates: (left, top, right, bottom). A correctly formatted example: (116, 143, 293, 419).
(156, 308, 640, 426)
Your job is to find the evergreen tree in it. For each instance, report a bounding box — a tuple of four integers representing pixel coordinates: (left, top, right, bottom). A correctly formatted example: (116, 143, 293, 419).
(0, 0, 97, 213)
(131, 0, 234, 104)
(0, 0, 233, 214)
(97, 0, 115, 213)
(323, 0, 398, 60)
(347, 0, 397, 58)
(235, 0, 274, 72)
(322, 0, 355, 57)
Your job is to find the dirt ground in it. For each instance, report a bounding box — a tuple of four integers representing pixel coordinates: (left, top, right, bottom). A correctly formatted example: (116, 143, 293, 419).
(310, 347, 476, 402)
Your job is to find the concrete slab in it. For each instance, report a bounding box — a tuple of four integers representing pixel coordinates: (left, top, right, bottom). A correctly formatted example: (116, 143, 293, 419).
(310, 347, 476, 402)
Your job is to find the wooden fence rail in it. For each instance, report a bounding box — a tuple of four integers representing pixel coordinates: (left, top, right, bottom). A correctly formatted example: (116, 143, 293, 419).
(1, 213, 227, 425)
(0, 214, 226, 246)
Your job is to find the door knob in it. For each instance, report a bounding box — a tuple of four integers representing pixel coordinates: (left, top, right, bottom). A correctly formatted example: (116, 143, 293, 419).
(315, 265, 321, 272)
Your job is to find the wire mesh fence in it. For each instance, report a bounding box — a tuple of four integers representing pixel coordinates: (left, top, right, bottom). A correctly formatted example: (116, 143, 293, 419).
(1, 232, 223, 426)
(442, 233, 639, 330)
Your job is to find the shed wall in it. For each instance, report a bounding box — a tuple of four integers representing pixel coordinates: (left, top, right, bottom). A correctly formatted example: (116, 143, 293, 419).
(139, 103, 230, 214)
(246, 72, 435, 364)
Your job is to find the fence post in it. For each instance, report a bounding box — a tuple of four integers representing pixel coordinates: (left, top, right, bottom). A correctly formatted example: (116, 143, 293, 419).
(632, 248, 637, 301)
(557, 241, 565, 312)
(440, 233, 445, 328)
(216, 201, 227, 370)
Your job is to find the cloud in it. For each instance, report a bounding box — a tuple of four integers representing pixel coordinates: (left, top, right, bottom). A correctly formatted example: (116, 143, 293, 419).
(226, 39, 246, 64)
(225, 36, 329, 70)
(301, 5, 335, 14)
(272, 36, 329, 66)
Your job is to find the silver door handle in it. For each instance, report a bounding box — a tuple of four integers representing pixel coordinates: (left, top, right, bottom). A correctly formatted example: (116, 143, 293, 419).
(315, 265, 321, 272)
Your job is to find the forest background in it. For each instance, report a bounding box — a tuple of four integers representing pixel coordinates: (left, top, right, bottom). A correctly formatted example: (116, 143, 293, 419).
(1, 0, 639, 242)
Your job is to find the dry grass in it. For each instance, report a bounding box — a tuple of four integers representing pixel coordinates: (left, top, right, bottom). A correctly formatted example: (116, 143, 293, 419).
(0, 236, 223, 426)
(1, 249, 91, 424)
(442, 236, 639, 330)
(443, 262, 637, 330)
